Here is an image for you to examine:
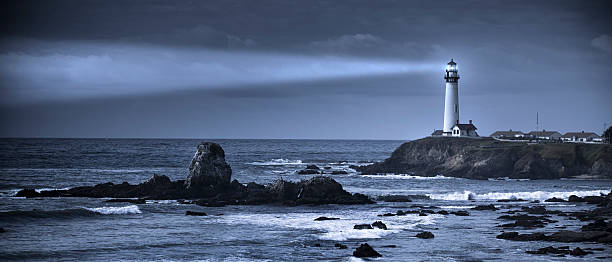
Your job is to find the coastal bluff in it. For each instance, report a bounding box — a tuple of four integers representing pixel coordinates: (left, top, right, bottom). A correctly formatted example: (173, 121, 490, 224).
(356, 137, 612, 180)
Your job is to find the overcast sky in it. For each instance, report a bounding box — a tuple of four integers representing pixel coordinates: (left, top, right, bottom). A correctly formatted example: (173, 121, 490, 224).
(1, 0, 611, 139)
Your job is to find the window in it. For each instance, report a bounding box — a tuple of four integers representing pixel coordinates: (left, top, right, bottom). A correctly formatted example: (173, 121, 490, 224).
(455, 104, 458, 113)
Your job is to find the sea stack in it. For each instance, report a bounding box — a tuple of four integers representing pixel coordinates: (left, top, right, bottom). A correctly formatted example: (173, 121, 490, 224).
(185, 142, 233, 196)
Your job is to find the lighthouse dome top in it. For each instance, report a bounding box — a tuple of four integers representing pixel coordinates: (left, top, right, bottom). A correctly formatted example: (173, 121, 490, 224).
(446, 59, 458, 72)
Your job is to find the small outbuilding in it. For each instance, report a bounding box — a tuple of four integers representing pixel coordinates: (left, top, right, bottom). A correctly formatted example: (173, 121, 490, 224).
(490, 129, 525, 138)
(451, 120, 479, 137)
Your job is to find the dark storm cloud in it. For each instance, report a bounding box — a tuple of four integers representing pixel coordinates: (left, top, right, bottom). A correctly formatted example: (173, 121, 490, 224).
(1, 0, 611, 139)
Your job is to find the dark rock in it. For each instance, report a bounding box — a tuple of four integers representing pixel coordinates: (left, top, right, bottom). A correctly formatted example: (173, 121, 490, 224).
(547, 230, 609, 243)
(568, 195, 583, 202)
(314, 216, 340, 221)
(526, 246, 570, 255)
(583, 196, 606, 205)
(451, 211, 470, 216)
(331, 170, 349, 175)
(381, 245, 397, 248)
(497, 198, 527, 202)
(16, 189, 40, 198)
(185, 142, 232, 194)
(416, 231, 434, 239)
(521, 206, 547, 214)
(105, 198, 146, 204)
(0, 228, 5, 233)
(323, 166, 332, 170)
(381, 213, 395, 217)
(293, 176, 374, 205)
(569, 247, 591, 256)
(376, 195, 413, 202)
(473, 204, 498, 211)
(305, 165, 320, 170)
(334, 243, 347, 249)
(497, 214, 557, 229)
(313, 243, 321, 247)
(372, 221, 387, 230)
(185, 211, 207, 216)
(353, 243, 382, 258)
(581, 219, 611, 232)
(437, 210, 449, 215)
(419, 212, 428, 216)
(354, 224, 373, 230)
(496, 232, 547, 241)
(297, 169, 320, 175)
(545, 197, 567, 202)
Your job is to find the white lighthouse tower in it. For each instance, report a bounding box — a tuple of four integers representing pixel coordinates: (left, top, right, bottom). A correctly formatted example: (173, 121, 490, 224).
(442, 59, 459, 136)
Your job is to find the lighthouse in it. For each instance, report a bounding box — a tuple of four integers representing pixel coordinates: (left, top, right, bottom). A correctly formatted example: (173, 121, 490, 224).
(442, 59, 459, 136)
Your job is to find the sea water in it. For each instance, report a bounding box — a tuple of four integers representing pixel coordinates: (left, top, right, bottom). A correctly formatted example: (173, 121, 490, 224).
(0, 139, 610, 261)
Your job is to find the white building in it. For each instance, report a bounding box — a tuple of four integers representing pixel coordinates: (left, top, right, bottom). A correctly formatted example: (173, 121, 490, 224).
(561, 131, 603, 143)
(437, 59, 478, 138)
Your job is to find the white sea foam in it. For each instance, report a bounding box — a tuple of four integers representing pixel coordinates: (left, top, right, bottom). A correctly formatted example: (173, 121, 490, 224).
(428, 189, 610, 201)
(248, 159, 303, 166)
(145, 200, 178, 204)
(85, 205, 142, 215)
(221, 210, 438, 241)
(362, 174, 454, 180)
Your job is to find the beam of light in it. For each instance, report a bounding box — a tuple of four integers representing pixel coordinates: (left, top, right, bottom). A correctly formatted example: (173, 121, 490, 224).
(0, 41, 439, 104)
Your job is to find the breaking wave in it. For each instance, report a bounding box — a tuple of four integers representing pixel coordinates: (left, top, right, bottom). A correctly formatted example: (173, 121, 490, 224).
(85, 205, 142, 215)
(427, 189, 610, 201)
(248, 159, 303, 166)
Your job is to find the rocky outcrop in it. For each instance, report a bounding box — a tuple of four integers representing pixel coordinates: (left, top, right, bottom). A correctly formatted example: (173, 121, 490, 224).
(185, 142, 232, 196)
(356, 137, 612, 180)
(353, 243, 382, 257)
(16, 142, 373, 206)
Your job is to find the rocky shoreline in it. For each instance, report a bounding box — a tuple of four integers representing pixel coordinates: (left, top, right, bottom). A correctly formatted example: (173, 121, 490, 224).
(355, 137, 612, 180)
(16, 142, 372, 206)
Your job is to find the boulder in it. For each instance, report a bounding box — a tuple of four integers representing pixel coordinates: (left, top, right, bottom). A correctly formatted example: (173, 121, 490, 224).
(353, 243, 382, 258)
(185, 142, 232, 193)
(15, 188, 39, 198)
(545, 197, 567, 202)
(569, 247, 590, 256)
(331, 170, 349, 175)
(451, 210, 470, 216)
(568, 195, 583, 202)
(305, 165, 320, 170)
(547, 230, 609, 242)
(334, 243, 347, 249)
(297, 169, 320, 175)
(473, 204, 498, 211)
(372, 221, 387, 230)
(185, 211, 207, 216)
(416, 231, 434, 239)
(314, 216, 340, 221)
(354, 224, 373, 230)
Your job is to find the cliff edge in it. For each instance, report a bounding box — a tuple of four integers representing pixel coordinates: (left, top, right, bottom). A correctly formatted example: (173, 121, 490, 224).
(356, 137, 612, 180)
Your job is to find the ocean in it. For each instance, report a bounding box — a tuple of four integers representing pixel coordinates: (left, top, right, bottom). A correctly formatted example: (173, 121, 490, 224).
(0, 139, 610, 261)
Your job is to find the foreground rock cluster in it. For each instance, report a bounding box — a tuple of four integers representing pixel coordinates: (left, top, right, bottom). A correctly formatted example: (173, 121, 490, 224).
(16, 142, 372, 206)
(356, 137, 612, 179)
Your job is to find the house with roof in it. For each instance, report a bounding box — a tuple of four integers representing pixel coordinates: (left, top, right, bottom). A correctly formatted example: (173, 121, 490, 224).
(451, 120, 478, 137)
(527, 130, 561, 140)
(561, 131, 603, 143)
(490, 129, 525, 139)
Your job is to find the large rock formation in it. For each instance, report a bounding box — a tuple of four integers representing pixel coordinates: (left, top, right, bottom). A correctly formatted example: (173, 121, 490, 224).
(185, 142, 232, 197)
(356, 137, 612, 180)
(16, 142, 373, 205)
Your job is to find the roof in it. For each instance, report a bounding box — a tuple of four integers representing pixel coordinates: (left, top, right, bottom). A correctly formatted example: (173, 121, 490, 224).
(490, 130, 524, 137)
(447, 58, 456, 65)
(453, 123, 477, 131)
(528, 131, 560, 136)
(431, 130, 443, 136)
(561, 132, 601, 139)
